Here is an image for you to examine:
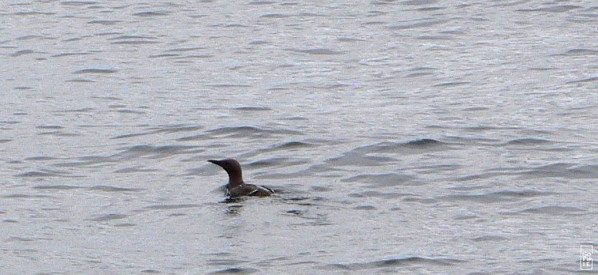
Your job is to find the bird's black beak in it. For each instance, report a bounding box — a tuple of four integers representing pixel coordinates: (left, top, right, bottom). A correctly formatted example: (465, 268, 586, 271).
(208, 159, 221, 166)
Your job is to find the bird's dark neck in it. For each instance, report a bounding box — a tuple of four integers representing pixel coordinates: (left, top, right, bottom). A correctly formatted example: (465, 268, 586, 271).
(227, 172, 244, 189)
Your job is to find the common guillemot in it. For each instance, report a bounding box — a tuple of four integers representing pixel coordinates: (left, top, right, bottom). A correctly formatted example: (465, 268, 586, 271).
(208, 159, 274, 198)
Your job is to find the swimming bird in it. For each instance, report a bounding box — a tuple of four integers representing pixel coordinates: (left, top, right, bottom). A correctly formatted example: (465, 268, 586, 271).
(208, 159, 274, 198)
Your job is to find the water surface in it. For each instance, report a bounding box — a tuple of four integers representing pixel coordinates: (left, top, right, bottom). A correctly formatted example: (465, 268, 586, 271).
(1, 1, 598, 274)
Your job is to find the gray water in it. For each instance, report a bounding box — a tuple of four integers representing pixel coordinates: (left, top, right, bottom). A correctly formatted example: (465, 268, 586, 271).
(1, 1, 598, 274)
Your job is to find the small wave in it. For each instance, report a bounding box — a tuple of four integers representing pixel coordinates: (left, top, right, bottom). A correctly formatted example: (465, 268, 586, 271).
(402, 0, 440, 6)
(149, 53, 179, 58)
(39, 131, 80, 137)
(10, 50, 34, 57)
(6, 237, 34, 242)
(373, 257, 461, 266)
(90, 214, 128, 222)
(246, 157, 290, 167)
(109, 35, 153, 40)
(88, 20, 121, 25)
(325, 139, 444, 167)
(208, 126, 265, 136)
(14, 86, 32, 90)
(207, 83, 251, 88)
(112, 133, 148, 139)
(16, 35, 43, 41)
(570, 164, 598, 175)
(325, 154, 396, 167)
(407, 71, 434, 77)
(515, 206, 585, 215)
(354, 205, 377, 210)
(74, 68, 118, 74)
(389, 19, 449, 30)
(417, 35, 454, 41)
(207, 126, 301, 138)
(334, 139, 445, 159)
(176, 134, 209, 142)
(59, 107, 95, 113)
(116, 109, 145, 114)
(522, 163, 598, 179)
(166, 47, 206, 52)
(310, 186, 333, 192)
(233, 106, 271, 111)
(260, 13, 290, 18)
(278, 141, 313, 148)
(61, 1, 98, 6)
(567, 76, 598, 84)
(116, 144, 200, 159)
(348, 190, 409, 199)
(319, 256, 462, 271)
(115, 223, 136, 227)
(517, 5, 581, 13)
(249, 40, 270, 45)
(133, 11, 169, 17)
(115, 124, 203, 139)
(111, 40, 159, 45)
(342, 173, 414, 187)
(258, 141, 315, 154)
(404, 138, 443, 147)
(285, 48, 344, 55)
(151, 124, 203, 134)
(114, 167, 160, 173)
(55, 156, 115, 167)
(88, 185, 144, 192)
(13, 11, 55, 16)
(144, 204, 202, 210)
(337, 37, 366, 42)
(433, 81, 470, 87)
(440, 190, 552, 203)
(25, 156, 57, 161)
(505, 138, 551, 145)
(36, 125, 63, 129)
(17, 169, 78, 178)
(472, 235, 508, 242)
(66, 78, 94, 83)
(372, 138, 445, 151)
(3, 194, 51, 198)
(208, 267, 258, 274)
(33, 185, 83, 190)
(558, 48, 598, 56)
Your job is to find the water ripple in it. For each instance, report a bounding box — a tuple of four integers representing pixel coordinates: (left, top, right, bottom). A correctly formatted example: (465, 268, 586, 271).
(342, 173, 415, 187)
(510, 206, 585, 215)
(320, 257, 463, 271)
(208, 267, 258, 274)
(88, 185, 144, 192)
(61, 1, 98, 6)
(439, 190, 553, 203)
(326, 138, 447, 166)
(517, 5, 581, 13)
(116, 144, 201, 159)
(10, 50, 34, 57)
(285, 48, 344, 55)
(17, 169, 81, 178)
(112, 124, 203, 139)
(144, 204, 202, 210)
(504, 138, 551, 145)
(74, 68, 118, 74)
(389, 19, 450, 30)
(206, 126, 301, 138)
(133, 11, 169, 17)
(90, 214, 128, 221)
